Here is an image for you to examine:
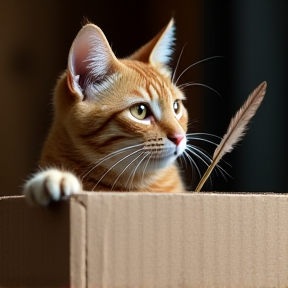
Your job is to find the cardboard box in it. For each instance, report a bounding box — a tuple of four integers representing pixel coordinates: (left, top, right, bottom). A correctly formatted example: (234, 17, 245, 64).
(1, 192, 288, 287)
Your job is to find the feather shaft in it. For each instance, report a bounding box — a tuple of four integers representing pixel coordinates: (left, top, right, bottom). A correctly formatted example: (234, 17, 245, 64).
(195, 81, 267, 192)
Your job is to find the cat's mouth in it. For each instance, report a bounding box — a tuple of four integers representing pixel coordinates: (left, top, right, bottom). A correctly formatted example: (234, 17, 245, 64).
(144, 137, 186, 161)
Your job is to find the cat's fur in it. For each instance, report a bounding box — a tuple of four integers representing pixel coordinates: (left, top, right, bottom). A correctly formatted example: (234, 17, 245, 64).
(23, 19, 188, 205)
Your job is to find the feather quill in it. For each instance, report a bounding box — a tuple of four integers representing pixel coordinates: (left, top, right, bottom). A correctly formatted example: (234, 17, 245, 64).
(195, 81, 267, 192)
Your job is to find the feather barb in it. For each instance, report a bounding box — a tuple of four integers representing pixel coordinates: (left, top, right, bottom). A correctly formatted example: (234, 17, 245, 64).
(195, 81, 267, 192)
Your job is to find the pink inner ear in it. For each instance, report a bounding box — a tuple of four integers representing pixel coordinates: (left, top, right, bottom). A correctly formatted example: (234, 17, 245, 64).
(68, 25, 116, 95)
(69, 32, 92, 89)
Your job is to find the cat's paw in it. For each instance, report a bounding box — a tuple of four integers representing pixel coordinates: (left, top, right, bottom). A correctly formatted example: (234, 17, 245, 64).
(23, 169, 82, 205)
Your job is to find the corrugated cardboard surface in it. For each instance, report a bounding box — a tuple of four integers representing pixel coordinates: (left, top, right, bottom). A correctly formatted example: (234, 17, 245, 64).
(1, 193, 288, 287)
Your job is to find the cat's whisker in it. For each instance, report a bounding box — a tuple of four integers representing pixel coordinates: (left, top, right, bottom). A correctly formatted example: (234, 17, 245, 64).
(178, 154, 185, 169)
(179, 82, 221, 97)
(185, 145, 211, 167)
(179, 154, 194, 189)
(187, 133, 232, 169)
(171, 43, 188, 83)
(187, 137, 219, 147)
(187, 120, 199, 130)
(216, 165, 231, 182)
(183, 150, 201, 179)
(186, 143, 231, 182)
(182, 153, 189, 170)
(92, 148, 144, 191)
(81, 143, 143, 181)
(213, 160, 232, 179)
(141, 152, 153, 183)
(154, 141, 160, 173)
(111, 151, 146, 191)
(126, 152, 150, 191)
(174, 55, 224, 86)
(185, 145, 215, 188)
(186, 132, 222, 140)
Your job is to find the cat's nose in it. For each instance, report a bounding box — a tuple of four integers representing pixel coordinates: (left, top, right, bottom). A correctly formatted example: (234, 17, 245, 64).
(167, 134, 185, 146)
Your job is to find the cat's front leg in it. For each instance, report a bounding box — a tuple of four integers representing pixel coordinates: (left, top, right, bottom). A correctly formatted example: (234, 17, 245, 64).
(23, 169, 82, 205)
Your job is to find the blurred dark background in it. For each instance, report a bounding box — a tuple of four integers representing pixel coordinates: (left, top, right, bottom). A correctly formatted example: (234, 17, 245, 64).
(0, 0, 287, 196)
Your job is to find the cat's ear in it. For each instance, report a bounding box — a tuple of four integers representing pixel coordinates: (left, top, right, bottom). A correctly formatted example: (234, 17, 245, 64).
(129, 18, 175, 69)
(67, 24, 120, 100)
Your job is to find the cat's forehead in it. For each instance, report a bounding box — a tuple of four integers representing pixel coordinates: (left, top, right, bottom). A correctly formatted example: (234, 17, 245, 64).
(121, 60, 184, 101)
(124, 60, 169, 84)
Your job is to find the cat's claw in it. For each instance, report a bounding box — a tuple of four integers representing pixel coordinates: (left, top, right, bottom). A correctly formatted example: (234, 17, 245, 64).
(23, 169, 82, 205)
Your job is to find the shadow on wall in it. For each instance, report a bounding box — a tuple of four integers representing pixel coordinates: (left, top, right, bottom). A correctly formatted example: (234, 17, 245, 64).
(0, 0, 287, 196)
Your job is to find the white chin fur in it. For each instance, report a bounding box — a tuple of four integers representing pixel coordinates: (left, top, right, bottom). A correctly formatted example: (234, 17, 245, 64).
(146, 136, 187, 171)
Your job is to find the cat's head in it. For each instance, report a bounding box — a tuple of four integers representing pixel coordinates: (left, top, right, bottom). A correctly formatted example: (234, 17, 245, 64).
(58, 19, 188, 185)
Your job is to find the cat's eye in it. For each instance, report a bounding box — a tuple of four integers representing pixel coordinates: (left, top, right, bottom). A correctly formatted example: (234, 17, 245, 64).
(173, 100, 181, 114)
(130, 103, 149, 120)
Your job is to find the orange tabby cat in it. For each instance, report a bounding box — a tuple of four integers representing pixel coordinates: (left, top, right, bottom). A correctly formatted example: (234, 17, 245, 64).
(23, 19, 188, 205)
